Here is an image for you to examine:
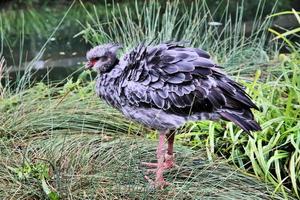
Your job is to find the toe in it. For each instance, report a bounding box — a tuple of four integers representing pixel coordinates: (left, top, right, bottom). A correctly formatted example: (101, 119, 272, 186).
(145, 168, 157, 174)
(156, 180, 170, 189)
(141, 162, 159, 168)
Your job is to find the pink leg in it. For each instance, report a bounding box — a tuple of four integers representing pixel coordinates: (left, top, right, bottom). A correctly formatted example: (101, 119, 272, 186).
(154, 134, 167, 187)
(142, 131, 176, 189)
(165, 132, 175, 169)
(142, 132, 175, 169)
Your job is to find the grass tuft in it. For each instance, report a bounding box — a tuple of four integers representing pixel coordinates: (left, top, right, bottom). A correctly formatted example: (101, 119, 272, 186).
(0, 55, 4, 98)
(0, 132, 295, 199)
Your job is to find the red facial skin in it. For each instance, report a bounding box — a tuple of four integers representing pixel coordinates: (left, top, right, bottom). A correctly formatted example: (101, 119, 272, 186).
(85, 59, 97, 69)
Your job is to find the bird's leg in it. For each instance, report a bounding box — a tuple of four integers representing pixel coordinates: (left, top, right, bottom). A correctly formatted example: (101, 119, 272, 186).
(155, 133, 168, 187)
(141, 131, 175, 169)
(164, 131, 175, 169)
(142, 131, 176, 189)
(144, 133, 169, 189)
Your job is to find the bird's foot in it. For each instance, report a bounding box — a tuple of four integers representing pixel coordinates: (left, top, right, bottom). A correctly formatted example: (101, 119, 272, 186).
(144, 175, 170, 189)
(141, 154, 175, 189)
(141, 153, 175, 172)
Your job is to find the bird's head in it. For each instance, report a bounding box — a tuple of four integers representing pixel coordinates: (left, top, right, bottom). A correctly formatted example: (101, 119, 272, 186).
(85, 43, 122, 73)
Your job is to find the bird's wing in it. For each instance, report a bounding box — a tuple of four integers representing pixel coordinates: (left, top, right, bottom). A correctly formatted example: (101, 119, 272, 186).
(119, 42, 260, 132)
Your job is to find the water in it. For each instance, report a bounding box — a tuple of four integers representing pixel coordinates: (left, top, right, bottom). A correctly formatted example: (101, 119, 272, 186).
(1, 3, 93, 84)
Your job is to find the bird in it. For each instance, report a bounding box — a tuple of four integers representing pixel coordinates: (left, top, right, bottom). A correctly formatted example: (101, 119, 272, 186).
(85, 42, 261, 189)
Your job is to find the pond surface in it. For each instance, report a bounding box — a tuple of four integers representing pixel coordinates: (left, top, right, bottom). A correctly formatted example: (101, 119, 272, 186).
(5, 33, 89, 82)
(1, 3, 94, 83)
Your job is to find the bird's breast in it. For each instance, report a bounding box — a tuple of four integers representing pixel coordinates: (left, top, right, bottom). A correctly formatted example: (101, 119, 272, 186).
(96, 74, 121, 109)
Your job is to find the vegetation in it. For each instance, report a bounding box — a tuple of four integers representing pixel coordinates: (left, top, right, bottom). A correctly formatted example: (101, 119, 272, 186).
(0, 66, 296, 200)
(268, 9, 300, 52)
(0, 0, 300, 199)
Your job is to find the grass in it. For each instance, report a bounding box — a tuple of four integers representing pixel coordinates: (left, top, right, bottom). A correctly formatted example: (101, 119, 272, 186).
(73, 0, 300, 198)
(0, 0, 300, 199)
(268, 9, 300, 52)
(0, 55, 4, 98)
(0, 134, 294, 199)
(77, 0, 275, 74)
(0, 2, 107, 38)
(0, 80, 296, 199)
(180, 54, 300, 198)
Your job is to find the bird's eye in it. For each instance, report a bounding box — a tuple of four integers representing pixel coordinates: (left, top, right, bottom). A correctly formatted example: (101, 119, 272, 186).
(91, 57, 100, 62)
(91, 56, 108, 63)
(100, 56, 108, 61)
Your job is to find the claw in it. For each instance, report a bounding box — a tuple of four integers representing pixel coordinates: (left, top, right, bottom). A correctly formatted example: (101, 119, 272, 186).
(141, 154, 175, 169)
(145, 168, 156, 175)
(142, 154, 175, 188)
(144, 175, 170, 189)
(141, 162, 159, 168)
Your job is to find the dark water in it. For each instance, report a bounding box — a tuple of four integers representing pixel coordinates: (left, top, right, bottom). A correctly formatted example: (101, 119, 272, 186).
(1, 4, 93, 84)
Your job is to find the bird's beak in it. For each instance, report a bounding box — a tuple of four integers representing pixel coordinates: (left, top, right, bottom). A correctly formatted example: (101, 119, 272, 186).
(85, 61, 93, 70)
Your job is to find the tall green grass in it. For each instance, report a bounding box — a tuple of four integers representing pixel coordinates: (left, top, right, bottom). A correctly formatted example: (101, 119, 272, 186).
(0, 55, 4, 96)
(178, 54, 300, 198)
(78, 0, 275, 74)
(268, 9, 300, 52)
(0, 2, 107, 38)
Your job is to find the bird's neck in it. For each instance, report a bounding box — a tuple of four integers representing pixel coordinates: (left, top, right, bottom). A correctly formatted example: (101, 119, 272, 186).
(113, 58, 119, 67)
(98, 58, 120, 75)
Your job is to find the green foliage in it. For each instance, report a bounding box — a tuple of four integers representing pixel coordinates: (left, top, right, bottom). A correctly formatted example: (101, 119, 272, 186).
(178, 54, 300, 198)
(0, 78, 145, 139)
(0, 55, 4, 98)
(7, 161, 60, 199)
(0, 3, 101, 38)
(77, 0, 275, 67)
(11, 162, 49, 180)
(0, 122, 294, 199)
(268, 9, 300, 52)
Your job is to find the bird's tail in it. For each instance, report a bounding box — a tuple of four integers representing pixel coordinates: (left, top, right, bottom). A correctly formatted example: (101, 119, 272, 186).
(219, 109, 261, 134)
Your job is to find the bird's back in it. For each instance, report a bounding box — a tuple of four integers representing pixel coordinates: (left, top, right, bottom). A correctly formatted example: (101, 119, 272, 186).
(97, 42, 261, 133)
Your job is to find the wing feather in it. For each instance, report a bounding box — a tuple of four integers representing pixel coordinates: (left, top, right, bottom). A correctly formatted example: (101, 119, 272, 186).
(119, 42, 260, 132)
